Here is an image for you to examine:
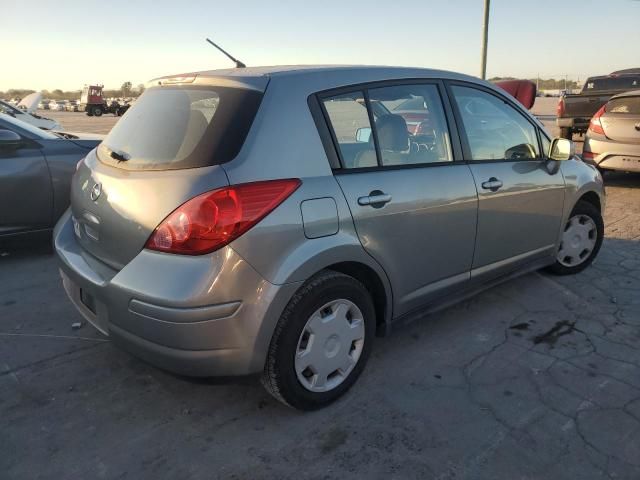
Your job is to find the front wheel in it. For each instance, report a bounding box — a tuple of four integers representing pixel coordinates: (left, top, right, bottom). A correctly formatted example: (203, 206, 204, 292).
(92, 106, 103, 117)
(547, 200, 604, 275)
(262, 270, 375, 410)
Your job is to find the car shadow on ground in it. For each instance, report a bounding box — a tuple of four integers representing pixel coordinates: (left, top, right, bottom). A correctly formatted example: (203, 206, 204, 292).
(2, 217, 640, 478)
(604, 171, 640, 188)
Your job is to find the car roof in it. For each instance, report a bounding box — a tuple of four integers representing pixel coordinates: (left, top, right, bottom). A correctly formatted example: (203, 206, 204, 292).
(150, 65, 487, 93)
(610, 89, 640, 99)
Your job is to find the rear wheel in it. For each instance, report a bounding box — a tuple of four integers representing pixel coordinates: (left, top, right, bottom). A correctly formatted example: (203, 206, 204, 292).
(547, 200, 603, 275)
(559, 127, 573, 140)
(92, 106, 103, 117)
(262, 270, 375, 410)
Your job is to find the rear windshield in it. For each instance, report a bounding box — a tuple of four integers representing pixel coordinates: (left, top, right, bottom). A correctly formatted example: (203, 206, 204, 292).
(607, 96, 640, 115)
(583, 76, 640, 92)
(97, 86, 262, 170)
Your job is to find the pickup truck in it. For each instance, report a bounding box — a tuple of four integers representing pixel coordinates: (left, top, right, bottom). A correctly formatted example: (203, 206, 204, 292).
(557, 73, 640, 139)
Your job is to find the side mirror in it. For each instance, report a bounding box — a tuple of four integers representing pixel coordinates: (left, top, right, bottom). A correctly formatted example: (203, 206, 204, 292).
(355, 127, 372, 143)
(549, 137, 575, 161)
(0, 129, 21, 150)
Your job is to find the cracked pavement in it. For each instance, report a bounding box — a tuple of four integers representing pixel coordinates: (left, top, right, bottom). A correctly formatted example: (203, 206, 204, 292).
(1, 172, 640, 480)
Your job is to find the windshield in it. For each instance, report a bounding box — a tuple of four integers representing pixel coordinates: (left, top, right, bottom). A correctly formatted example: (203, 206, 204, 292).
(0, 100, 21, 116)
(607, 96, 640, 115)
(0, 112, 58, 139)
(97, 86, 263, 170)
(583, 76, 640, 92)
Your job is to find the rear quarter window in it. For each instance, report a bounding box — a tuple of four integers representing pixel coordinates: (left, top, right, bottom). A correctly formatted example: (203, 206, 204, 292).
(97, 86, 263, 170)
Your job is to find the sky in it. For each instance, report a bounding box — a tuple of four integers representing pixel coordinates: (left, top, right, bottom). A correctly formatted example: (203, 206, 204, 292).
(3, 0, 639, 91)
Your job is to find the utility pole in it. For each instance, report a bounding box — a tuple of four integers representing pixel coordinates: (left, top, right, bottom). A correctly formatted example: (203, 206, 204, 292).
(480, 0, 490, 79)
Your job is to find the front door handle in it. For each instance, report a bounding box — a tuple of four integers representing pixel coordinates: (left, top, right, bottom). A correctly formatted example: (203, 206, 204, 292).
(481, 177, 503, 192)
(358, 191, 392, 207)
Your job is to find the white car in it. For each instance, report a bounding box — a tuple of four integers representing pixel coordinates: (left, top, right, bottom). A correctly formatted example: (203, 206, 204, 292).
(0, 93, 61, 130)
(50, 101, 66, 111)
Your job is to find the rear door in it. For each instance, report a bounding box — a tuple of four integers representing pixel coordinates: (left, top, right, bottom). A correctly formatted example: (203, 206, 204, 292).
(0, 118, 52, 235)
(320, 81, 478, 318)
(447, 82, 565, 278)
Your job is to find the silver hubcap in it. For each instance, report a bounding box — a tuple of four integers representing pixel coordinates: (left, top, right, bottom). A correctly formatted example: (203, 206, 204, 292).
(557, 214, 597, 267)
(294, 299, 365, 393)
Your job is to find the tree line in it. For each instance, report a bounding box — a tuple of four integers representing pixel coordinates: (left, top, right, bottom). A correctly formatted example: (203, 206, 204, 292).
(489, 77, 581, 90)
(1, 82, 145, 101)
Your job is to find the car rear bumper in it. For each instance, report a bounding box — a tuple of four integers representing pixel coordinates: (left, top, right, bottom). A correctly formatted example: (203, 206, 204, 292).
(583, 137, 640, 172)
(54, 210, 301, 377)
(557, 117, 589, 130)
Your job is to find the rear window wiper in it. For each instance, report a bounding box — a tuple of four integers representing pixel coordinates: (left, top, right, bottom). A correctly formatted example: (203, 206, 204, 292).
(109, 149, 130, 162)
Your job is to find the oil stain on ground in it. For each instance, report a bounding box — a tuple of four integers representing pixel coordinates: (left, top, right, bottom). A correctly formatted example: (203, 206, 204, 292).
(318, 427, 348, 454)
(531, 320, 576, 346)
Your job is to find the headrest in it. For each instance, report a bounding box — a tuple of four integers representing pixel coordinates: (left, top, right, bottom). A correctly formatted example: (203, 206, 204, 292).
(376, 114, 409, 151)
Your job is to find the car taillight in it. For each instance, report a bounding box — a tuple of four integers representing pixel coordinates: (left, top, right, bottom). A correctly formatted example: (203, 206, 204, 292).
(145, 179, 301, 255)
(556, 98, 565, 117)
(582, 151, 596, 161)
(588, 105, 606, 135)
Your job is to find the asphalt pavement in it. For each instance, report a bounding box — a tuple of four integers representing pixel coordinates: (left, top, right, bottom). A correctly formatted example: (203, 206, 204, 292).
(2, 101, 639, 480)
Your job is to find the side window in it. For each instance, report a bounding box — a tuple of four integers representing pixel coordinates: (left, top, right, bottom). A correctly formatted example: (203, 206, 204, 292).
(451, 85, 540, 161)
(368, 84, 452, 166)
(322, 91, 376, 168)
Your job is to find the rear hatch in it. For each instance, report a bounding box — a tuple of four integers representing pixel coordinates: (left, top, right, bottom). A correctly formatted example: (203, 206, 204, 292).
(70, 76, 266, 269)
(600, 95, 640, 144)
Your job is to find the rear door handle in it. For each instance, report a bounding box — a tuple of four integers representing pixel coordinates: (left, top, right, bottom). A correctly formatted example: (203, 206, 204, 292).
(481, 177, 503, 192)
(358, 192, 392, 207)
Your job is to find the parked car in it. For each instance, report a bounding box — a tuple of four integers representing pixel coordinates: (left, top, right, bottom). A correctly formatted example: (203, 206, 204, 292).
(50, 100, 67, 111)
(0, 113, 102, 240)
(38, 99, 51, 110)
(65, 101, 80, 112)
(583, 89, 640, 173)
(557, 73, 640, 139)
(0, 98, 61, 130)
(54, 66, 605, 410)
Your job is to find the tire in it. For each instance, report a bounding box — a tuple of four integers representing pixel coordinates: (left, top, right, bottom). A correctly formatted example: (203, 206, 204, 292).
(559, 127, 573, 140)
(92, 106, 103, 117)
(547, 200, 604, 276)
(262, 270, 376, 410)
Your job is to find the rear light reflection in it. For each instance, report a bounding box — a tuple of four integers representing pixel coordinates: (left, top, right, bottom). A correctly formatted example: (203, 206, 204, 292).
(556, 98, 565, 117)
(145, 179, 301, 255)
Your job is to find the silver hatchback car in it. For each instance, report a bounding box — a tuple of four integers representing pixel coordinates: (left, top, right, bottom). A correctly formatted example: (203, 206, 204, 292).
(55, 66, 605, 410)
(583, 89, 640, 173)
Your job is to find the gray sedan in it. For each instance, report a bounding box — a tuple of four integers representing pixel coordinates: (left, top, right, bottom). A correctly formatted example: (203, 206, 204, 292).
(0, 113, 102, 240)
(583, 89, 640, 172)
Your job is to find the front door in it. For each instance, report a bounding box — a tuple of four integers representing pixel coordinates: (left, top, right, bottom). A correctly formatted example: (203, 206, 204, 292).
(320, 82, 478, 318)
(448, 83, 565, 276)
(0, 120, 51, 236)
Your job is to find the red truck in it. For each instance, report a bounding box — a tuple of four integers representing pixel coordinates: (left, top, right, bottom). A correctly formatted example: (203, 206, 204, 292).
(80, 85, 130, 117)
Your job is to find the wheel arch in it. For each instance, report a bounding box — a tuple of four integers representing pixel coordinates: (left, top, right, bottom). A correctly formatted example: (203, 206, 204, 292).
(323, 261, 391, 336)
(577, 190, 601, 212)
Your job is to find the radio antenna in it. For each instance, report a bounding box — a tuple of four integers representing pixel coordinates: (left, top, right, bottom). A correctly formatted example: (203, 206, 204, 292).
(205, 38, 246, 68)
